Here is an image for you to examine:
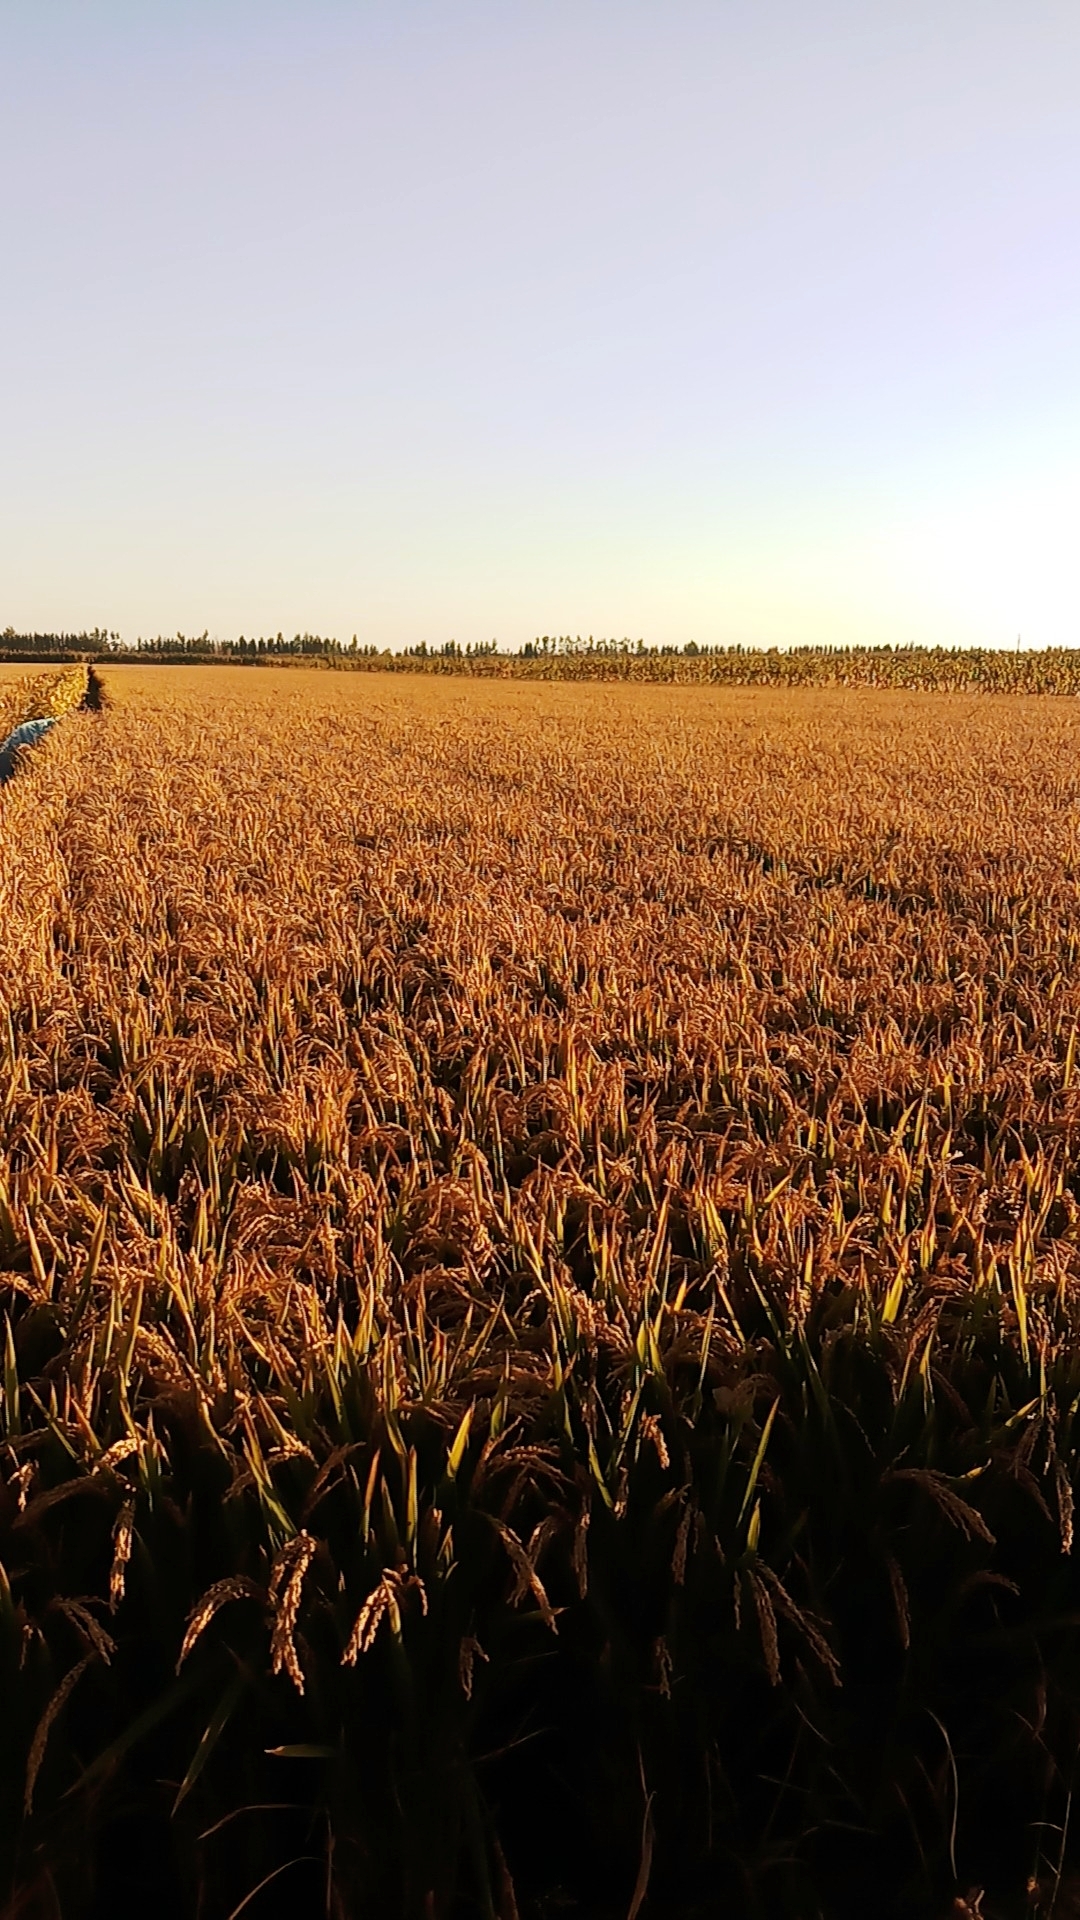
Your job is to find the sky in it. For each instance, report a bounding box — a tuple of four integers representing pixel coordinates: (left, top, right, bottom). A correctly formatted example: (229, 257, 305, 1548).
(2, 0, 1079, 651)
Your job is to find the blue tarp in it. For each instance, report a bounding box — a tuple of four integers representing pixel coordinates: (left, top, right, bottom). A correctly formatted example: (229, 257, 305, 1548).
(0, 716, 58, 783)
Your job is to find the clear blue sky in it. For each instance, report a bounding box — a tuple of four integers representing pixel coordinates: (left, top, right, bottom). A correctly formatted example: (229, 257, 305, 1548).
(3, 1, 1078, 649)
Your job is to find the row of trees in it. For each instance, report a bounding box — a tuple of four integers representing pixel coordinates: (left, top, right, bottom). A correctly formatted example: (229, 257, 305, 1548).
(130, 632, 356, 658)
(6, 627, 1080, 693)
(1, 629, 792, 661)
(0, 627, 118, 655)
(1, 629, 363, 659)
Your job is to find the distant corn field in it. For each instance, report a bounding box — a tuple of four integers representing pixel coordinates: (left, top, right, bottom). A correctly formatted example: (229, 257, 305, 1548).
(5, 667, 1080, 1918)
(343, 639, 1080, 695)
(11, 640, 1080, 698)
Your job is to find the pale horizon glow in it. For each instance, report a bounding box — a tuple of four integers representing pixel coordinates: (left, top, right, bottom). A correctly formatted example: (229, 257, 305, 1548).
(3, 2, 1079, 651)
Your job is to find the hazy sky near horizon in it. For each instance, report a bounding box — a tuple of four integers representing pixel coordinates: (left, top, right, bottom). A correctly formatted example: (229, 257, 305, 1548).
(3, 1, 1079, 650)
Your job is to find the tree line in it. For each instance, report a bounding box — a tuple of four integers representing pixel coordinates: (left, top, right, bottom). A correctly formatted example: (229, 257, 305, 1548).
(6, 627, 1080, 693)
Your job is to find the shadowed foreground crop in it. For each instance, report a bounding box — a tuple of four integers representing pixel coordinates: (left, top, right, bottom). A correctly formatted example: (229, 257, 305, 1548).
(5, 668, 1080, 1918)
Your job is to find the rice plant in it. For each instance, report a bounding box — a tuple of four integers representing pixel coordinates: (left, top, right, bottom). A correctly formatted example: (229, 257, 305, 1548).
(0, 664, 89, 734)
(3, 665, 1080, 1917)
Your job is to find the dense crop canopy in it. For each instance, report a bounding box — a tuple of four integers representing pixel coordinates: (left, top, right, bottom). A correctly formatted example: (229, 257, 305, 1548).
(4, 669, 1080, 1917)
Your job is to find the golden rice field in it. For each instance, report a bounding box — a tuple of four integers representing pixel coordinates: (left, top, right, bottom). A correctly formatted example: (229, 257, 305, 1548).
(6, 666, 1080, 1919)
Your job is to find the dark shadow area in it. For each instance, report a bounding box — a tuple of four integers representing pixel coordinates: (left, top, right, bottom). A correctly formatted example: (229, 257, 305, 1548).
(81, 666, 109, 710)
